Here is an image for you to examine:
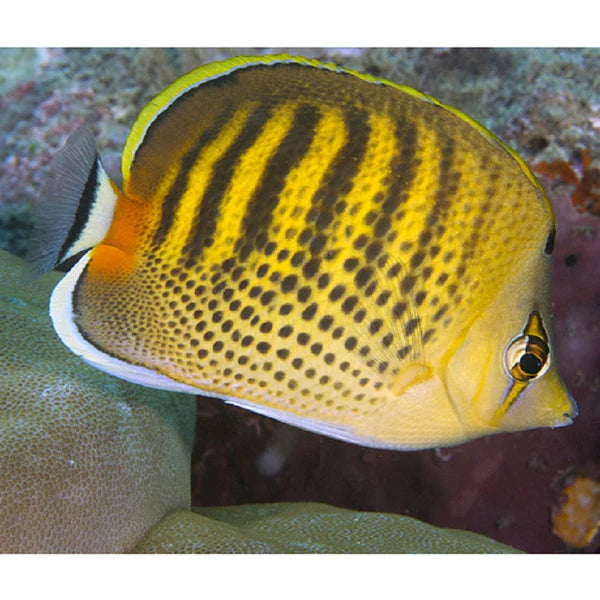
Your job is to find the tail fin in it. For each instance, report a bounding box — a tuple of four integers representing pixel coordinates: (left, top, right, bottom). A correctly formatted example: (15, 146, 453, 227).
(27, 127, 119, 276)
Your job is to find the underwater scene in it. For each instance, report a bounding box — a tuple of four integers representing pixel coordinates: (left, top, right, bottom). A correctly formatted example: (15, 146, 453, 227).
(0, 47, 599, 553)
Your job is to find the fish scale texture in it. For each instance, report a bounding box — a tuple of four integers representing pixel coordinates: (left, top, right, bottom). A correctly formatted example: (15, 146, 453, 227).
(134, 503, 519, 553)
(0, 249, 196, 553)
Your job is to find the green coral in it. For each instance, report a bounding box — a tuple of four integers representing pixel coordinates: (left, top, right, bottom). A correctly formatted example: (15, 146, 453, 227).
(0, 203, 33, 256)
(0, 249, 196, 552)
(135, 503, 519, 553)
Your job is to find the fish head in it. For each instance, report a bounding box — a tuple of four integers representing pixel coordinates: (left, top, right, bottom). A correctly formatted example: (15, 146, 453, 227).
(443, 228, 577, 441)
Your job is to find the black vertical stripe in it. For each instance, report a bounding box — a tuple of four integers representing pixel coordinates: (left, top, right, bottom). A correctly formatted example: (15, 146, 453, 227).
(131, 71, 243, 175)
(183, 105, 274, 265)
(304, 107, 371, 238)
(378, 119, 418, 217)
(151, 107, 231, 249)
(57, 158, 100, 263)
(235, 104, 322, 262)
(421, 134, 459, 242)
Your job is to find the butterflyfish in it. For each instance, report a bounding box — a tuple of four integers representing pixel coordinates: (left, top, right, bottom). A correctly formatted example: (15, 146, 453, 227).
(29, 54, 578, 449)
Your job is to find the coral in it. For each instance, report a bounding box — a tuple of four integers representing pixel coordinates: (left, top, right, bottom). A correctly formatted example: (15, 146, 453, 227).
(0, 249, 196, 552)
(533, 149, 600, 216)
(551, 476, 600, 549)
(0, 202, 33, 256)
(134, 503, 518, 553)
(0, 49, 40, 96)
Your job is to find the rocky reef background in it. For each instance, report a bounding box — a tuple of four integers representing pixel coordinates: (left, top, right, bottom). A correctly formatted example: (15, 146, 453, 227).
(1, 48, 599, 553)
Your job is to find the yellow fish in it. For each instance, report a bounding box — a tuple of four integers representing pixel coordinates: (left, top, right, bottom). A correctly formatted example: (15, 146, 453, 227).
(30, 54, 577, 449)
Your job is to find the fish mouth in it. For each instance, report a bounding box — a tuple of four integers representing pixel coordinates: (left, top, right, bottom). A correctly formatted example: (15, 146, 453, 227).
(553, 408, 579, 428)
(561, 388, 580, 424)
(550, 393, 579, 428)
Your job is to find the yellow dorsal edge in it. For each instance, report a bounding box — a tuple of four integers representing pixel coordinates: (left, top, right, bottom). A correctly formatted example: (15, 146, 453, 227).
(122, 53, 551, 222)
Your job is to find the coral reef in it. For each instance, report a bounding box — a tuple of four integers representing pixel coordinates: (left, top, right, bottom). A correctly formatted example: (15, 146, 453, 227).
(134, 503, 518, 553)
(533, 149, 600, 216)
(0, 249, 196, 552)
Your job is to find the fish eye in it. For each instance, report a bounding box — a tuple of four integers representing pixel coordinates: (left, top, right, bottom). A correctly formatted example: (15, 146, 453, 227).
(519, 352, 542, 375)
(504, 334, 550, 382)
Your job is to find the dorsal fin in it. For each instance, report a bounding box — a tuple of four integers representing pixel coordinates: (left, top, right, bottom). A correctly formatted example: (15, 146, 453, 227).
(27, 126, 119, 276)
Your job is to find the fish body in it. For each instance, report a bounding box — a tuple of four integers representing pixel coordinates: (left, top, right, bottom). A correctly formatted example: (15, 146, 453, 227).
(31, 54, 577, 449)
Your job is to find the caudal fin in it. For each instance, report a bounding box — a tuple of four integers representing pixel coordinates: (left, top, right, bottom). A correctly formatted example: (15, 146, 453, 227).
(27, 126, 119, 276)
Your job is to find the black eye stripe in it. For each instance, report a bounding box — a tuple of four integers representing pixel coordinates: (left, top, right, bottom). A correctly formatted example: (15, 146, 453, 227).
(505, 329, 550, 383)
(525, 334, 549, 359)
